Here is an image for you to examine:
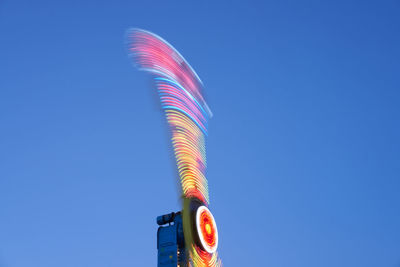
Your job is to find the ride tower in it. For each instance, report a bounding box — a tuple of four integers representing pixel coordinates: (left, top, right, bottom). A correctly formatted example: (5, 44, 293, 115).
(156, 212, 187, 267)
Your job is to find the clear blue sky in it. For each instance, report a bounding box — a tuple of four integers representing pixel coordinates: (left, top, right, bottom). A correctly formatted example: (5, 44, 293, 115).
(1, 1, 399, 266)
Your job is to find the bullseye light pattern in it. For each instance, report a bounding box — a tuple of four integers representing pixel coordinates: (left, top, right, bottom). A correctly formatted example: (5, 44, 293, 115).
(196, 206, 218, 254)
(128, 29, 221, 267)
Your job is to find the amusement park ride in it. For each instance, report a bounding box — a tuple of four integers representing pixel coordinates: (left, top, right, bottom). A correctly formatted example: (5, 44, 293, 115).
(127, 29, 222, 267)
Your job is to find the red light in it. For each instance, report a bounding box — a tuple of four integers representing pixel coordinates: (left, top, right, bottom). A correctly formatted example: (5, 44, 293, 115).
(196, 206, 218, 253)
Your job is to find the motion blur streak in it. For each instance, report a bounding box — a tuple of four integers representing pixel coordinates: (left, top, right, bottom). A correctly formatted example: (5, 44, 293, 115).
(127, 29, 221, 267)
(127, 29, 211, 205)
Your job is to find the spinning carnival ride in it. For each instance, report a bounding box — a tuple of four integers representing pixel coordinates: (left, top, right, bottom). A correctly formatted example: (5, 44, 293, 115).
(127, 29, 222, 267)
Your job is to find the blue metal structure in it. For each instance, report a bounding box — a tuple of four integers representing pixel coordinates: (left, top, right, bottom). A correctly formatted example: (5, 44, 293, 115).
(157, 212, 187, 267)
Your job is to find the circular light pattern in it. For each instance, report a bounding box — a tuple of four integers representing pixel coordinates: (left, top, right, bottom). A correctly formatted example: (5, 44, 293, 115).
(196, 205, 218, 254)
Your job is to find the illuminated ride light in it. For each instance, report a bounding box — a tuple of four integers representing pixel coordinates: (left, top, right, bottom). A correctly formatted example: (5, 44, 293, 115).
(196, 206, 218, 254)
(127, 28, 222, 267)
